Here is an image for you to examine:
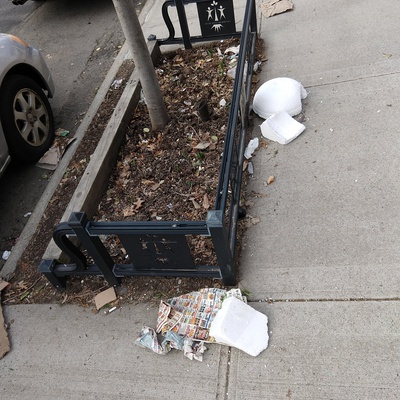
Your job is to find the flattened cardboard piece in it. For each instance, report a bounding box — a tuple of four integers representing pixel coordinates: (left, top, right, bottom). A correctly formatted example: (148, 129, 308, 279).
(0, 279, 9, 292)
(0, 279, 10, 359)
(94, 287, 117, 310)
(36, 145, 61, 170)
(36, 135, 76, 171)
(0, 307, 10, 359)
(261, 0, 293, 18)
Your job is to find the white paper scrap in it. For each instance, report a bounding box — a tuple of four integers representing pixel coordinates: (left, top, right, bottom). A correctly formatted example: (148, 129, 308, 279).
(244, 138, 259, 159)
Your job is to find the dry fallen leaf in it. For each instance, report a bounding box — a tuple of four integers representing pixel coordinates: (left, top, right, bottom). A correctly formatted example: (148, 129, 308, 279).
(244, 216, 261, 228)
(173, 55, 184, 65)
(250, 190, 269, 198)
(142, 179, 155, 185)
(203, 193, 210, 209)
(134, 198, 144, 209)
(194, 142, 211, 150)
(267, 175, 275, 185)
(17, 281, 28, 290)
(244, 199, 254, 207)
(120, 170, 130, 179)
(123, 206, 135, 217)
(146, 143, 156, 152)
(191, 199, 201, 209)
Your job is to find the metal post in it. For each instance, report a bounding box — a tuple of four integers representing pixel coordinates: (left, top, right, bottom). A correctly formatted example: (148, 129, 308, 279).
(175, 0, 193, 49)
(38, 259, 67, 291)
(68, 212, 120, 287)
(207, 210, 236, 285)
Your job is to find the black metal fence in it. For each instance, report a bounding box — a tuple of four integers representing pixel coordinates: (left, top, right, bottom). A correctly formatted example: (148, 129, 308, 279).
(39, 0, 258, 291)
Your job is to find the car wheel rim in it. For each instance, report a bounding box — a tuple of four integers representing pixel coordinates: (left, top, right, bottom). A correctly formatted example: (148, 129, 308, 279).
(13, 88, 50, 147)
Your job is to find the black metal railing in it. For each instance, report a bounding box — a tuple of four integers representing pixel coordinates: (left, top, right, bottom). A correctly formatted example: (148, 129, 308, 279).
(39, 0, 257, 291)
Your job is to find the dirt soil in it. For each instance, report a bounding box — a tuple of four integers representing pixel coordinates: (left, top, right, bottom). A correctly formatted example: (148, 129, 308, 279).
(2, 38, 266, 309)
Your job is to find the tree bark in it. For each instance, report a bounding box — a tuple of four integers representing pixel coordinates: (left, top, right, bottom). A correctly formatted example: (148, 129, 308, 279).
(112, 0, 170, 130)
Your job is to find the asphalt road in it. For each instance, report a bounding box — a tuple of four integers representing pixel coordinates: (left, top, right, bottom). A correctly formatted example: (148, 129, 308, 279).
(0, 0, 142, 269)
(0, 0, 39, 33)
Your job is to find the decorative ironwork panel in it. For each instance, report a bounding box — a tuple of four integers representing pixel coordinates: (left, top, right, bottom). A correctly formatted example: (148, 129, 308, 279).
(118, 234, 195, 270)
(197, 0, 236, 38)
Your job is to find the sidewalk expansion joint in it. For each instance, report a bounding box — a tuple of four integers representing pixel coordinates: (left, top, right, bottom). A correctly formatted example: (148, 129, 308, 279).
(306, 70, 400, 89)
(216, 345, 232, 400)
(248, 297, 400, 303)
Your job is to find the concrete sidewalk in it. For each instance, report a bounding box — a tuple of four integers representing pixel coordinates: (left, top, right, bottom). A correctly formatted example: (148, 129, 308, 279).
(1, 0, 400, 399)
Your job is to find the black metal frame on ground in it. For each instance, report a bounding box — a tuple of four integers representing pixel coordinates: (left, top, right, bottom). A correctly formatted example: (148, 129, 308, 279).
(39, 0, 258, 291)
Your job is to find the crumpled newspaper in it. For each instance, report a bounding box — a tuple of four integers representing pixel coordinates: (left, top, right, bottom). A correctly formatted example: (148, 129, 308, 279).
(135, 327, 184, 355)
(135, 327, 207, 361)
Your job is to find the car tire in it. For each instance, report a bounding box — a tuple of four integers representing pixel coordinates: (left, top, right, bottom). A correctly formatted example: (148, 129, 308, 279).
(0, 74, 54, 162)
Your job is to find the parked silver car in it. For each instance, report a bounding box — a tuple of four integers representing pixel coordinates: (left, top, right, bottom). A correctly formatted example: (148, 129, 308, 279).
(0, 33, 55, 177)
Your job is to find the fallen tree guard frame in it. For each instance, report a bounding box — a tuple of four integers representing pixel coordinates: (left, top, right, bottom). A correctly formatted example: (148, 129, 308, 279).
(39, 0, 258, 290)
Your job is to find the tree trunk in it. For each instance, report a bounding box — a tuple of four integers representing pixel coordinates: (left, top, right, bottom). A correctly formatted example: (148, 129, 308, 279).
(112, 0, 170, 130)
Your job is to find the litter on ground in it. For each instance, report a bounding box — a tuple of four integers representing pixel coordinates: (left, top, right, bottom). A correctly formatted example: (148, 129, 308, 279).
(253, 77, 307, 119)
(135, 288, 269, 361)
(260, 0, 294, 18)
(260, 110, 306, 144)
(0, 279, 10, 359)
(253, 77, 308, 144)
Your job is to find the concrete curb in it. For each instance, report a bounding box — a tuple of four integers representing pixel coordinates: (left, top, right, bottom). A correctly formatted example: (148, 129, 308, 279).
(43, 40, 161, 262)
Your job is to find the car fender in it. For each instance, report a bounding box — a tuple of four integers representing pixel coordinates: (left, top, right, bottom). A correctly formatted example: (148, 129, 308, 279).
(0, 34, 55, 97)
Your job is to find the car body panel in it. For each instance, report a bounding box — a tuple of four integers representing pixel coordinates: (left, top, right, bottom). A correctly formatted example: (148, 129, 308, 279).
(0, 33, 54, 177)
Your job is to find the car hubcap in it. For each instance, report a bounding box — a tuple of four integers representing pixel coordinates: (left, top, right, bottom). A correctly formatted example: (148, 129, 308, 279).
(13, 88, 50, 147)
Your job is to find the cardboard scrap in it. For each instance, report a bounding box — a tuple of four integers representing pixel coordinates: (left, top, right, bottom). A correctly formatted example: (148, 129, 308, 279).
(36, 145, 61, 170)
(0, 279, 10, 359)
(0, 279, 9, 292)
(94, 287, 117, 310)
(36, 132, 76, 171)
(0, 308, 9, 359)
(261, 0, 293, 18)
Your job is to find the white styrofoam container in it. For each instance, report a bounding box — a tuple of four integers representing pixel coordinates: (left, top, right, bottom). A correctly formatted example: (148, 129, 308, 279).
(253, 77, 307, 119)
(209, 297, 269, 356)
(260, 110, 306, 144)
